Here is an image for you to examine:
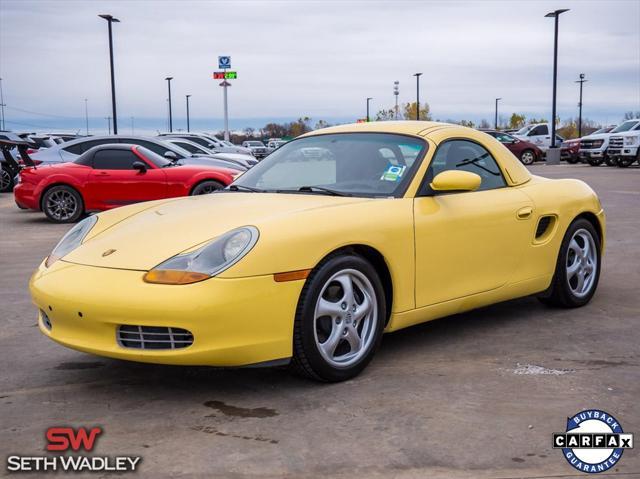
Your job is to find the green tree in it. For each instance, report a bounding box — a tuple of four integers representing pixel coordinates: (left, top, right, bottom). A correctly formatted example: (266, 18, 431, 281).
(402, 102, 431, 121)
(314, 119, 330, 130)
(509, 113, 527, 129)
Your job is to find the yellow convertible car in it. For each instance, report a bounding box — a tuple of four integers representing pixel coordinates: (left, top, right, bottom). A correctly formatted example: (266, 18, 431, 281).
(30, 122, 605, 381)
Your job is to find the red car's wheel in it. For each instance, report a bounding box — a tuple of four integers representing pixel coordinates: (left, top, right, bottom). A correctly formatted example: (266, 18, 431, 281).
(42, 185, 84, 223)
(190, 180, 224, 195)
(520, 149, 536, 165)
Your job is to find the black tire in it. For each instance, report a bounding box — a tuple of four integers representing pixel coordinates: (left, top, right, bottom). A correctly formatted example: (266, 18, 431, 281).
(520, 149, 536, 165)
(537, 218, 601, 308)
(605, 156, 618, 167)
(566, 155, 579, 164)
(190, 180, 224, 195)
(0, 167, 14, 192)
(291, 253, 386, 382)
(617, 156, 635, 168)
(42, 185, 84, 223)
(587, 157, 603, 166)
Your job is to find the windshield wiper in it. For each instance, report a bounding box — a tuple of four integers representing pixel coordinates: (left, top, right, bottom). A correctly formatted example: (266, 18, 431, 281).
(295, 186, 352, 197)
(456, 155, 501, 176)
(227, 184, 265, 193)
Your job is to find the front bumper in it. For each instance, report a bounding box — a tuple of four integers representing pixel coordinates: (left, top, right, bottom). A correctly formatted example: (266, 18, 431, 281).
(30, 261, 304, 366)
(579, 149, 605, 159)
(607, 146, 639, 157)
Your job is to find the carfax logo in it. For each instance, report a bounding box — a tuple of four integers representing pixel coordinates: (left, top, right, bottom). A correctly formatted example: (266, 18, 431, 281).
(553, 409, 634, 473)
(6, 426, 141, 473)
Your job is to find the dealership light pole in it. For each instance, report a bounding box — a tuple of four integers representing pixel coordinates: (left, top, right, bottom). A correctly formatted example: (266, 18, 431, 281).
(494, 98, 501, 130)
(393, 81, 400, 120)
(84, 98, 89, 135)
(545, 8, 569, 155)
(413, 73, 423, 120)
(165, 77, 173, 132)
(576, 73, 587, 137)
(98, 14, 120, 134)
(366, 97, 373, 122)
(185, 94, 191, 132)
(0, 77, 5, 130)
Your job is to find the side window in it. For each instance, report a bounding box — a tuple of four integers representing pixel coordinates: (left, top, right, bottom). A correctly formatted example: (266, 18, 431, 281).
(529, 125, 548, 136)
(63, 143, 86, 155)
(130, 140, 168, 156)
(92, 150, 140, 170)
(421, 140, 506, 194)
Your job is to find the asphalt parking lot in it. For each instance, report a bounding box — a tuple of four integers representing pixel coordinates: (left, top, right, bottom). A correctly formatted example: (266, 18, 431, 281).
(1, 164, 639, 478)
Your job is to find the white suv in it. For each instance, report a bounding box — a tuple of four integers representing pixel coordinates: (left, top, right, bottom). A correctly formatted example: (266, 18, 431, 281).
(606, 119, 640, 167)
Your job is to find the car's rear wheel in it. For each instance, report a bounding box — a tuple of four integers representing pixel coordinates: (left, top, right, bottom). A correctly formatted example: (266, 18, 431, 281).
(538, 218, 600, 308)
(292, 253, 386, 382)
(190, 180, 224, 195)
(520, 150, 535, 165)
(587, 156, 603, 166)
(0, 168, 14, 192)
(42, 185, 84, 223)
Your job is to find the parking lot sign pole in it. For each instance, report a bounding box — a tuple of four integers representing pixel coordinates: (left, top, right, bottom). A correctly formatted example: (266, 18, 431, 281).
(576, 73, 587, 137)
(98, 14, 120, 135)
(218, 56, 232, 142)
(366, 97, 372, 122)
(495, 97, 501, 129)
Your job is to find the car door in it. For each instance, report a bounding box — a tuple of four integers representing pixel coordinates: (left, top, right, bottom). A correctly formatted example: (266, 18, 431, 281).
(413, 139, 534, 307)
(527, 125, 550, 149)
(87, 148, 167, 209)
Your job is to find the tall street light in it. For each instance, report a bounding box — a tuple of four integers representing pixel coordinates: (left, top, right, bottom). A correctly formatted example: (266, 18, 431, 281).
(165, 77, 174, 132)
(366, 97, 373, 122)
(84, 98, 89, 135)
(545, 8, 569, 155)
(0, 77, 5, 130)
(494, 98, 501, 130)
(98, 14, 120, 134)
(185, 94, 191, 132)
(413, 73, 423, 120)
(575, 73, 587, 137)
(393, 81, 399, 120)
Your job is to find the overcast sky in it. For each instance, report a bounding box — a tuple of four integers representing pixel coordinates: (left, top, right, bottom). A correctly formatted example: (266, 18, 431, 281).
(1, 0, 639, 129)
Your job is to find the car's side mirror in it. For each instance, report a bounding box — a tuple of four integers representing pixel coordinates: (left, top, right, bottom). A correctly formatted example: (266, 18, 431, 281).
(132, 161, 147, 172)
(164, 151, 178, 160)
(430, 170, 481, 193)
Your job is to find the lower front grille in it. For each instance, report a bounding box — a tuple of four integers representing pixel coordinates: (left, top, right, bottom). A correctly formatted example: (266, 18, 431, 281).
(117, 325, 194, 350)
(40, 310, 52, 331)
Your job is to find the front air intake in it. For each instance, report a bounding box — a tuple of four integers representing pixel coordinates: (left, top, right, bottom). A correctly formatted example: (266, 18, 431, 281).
(117, 325, 194, 350)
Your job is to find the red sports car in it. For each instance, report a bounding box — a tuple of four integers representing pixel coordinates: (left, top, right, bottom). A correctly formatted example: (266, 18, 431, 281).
(14, 144, 239, 223)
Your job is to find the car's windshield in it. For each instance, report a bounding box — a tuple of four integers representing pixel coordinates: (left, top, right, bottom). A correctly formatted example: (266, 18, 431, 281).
(590, 127, 610, 135)
(611, 120, 639, 133)
(515, 125, 534, 136)
(137, 146, 172, 167)
(247, 141, 264, 146)
(233, 133, 426, 198)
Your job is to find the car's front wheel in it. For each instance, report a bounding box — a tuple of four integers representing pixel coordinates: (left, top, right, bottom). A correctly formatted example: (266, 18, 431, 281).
(617, 155, 636, 168)
(292, 253, 386, 382)
(605, 156, 618, 167)
(538, 218, 601, 308)
(190, 180, 224, 195)
(42, 185, 84, 223)
(587, 156, 603, 166)
(520, 149, 535, 165)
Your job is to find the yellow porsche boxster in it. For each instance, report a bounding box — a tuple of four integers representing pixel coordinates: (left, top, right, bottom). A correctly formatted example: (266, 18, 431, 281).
(30, 122, 605, 381)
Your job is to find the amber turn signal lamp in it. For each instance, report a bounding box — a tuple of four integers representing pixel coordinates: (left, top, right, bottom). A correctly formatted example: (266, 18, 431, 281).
(143, 270, 210, 285)
(273, 269, 311, 282)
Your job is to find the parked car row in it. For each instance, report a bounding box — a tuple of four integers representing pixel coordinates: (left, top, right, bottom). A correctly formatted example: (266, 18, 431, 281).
(0, 130, 259, 223)
(577, 119, 640, 167)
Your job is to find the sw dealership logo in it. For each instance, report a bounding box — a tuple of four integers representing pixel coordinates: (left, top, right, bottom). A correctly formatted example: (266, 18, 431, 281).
(6, 426, 141, 473)
(553, 410, 634, 474)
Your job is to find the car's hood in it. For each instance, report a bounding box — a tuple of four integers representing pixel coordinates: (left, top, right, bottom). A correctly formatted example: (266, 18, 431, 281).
(63, 193, 371, 271)
(582, 133, 611, 140)
(609, 131, 639, 138)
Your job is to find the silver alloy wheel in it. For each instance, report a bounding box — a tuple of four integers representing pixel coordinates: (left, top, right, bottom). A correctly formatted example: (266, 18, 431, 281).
(313, 269, 378, 368)
(0, 169, 11, 190)
(566, 228, 598, 298)
(521, 151, 535, 165)
(45, 190, 78, 221)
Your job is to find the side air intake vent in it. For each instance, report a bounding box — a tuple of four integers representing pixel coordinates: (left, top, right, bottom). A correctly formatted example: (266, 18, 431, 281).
(535, 215, 556, 241)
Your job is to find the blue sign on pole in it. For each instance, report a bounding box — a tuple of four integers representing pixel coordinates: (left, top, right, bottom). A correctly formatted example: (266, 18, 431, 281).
(218, 56, 231, 69)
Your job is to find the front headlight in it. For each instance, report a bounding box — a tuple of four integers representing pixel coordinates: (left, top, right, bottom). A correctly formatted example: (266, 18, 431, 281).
(45, 215, 98, 267)
(624, 136, 638, 146)
(143, 226, 259, 285)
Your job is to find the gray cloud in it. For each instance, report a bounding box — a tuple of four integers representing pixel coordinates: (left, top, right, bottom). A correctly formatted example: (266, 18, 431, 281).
(0, 0, 639, 128)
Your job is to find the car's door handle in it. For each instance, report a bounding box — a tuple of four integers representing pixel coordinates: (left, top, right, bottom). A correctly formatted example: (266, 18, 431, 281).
(98, 171, 109, 176)
(516, 206, 533, 220)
